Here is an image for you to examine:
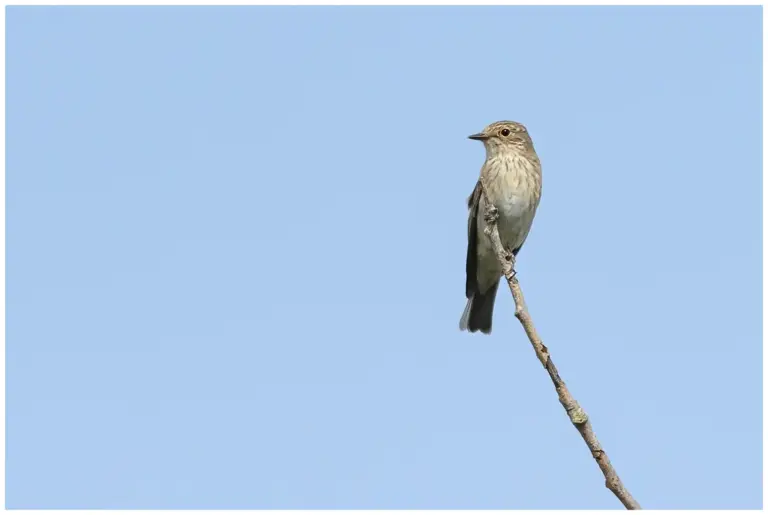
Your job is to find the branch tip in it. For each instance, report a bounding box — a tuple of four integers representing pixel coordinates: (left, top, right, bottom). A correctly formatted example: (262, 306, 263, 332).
(478, 189, 640, 510)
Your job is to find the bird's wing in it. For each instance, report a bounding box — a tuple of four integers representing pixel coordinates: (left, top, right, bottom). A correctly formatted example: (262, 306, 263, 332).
(465, 180, 483, 298)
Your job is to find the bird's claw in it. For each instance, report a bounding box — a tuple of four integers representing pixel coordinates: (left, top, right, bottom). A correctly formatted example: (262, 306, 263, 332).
(504, 249, 517, 279)
(484, 206, 499, 224)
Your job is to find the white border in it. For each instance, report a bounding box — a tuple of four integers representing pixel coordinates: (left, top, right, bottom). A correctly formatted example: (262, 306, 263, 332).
(2, 0, 767, 5)
(1, 2, 764, 514)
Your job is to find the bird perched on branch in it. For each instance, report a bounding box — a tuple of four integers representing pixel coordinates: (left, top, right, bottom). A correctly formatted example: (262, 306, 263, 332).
(460, 121, 542, 334)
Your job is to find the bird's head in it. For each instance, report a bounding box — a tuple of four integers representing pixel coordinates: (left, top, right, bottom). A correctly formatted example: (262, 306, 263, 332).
(468, 121, 534, 156)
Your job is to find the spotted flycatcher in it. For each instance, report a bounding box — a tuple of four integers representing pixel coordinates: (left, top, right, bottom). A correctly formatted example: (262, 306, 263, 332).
(460, 121, 542, 334)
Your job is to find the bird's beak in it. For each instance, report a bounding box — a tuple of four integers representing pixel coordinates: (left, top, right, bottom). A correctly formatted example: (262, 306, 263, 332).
(468, 133, 488, 141)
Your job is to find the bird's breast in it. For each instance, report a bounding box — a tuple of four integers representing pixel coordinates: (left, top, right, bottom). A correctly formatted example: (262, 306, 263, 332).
(496, 191, 532, 221)
(480, 154, 541, 249)
(483, 155, 540, 217)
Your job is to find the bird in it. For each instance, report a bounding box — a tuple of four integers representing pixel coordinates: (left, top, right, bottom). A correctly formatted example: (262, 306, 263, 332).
(460, 121, 542, 334)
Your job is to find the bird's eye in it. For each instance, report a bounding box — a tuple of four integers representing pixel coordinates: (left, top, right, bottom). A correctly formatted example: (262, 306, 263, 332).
(500, 128, 510, 137)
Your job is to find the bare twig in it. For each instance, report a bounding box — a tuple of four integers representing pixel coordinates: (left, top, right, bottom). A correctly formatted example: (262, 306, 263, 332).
(480, 182, 641, 510)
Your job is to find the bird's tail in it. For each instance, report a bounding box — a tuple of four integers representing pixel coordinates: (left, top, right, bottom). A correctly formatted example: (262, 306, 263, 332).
(459, 280, 500, 335)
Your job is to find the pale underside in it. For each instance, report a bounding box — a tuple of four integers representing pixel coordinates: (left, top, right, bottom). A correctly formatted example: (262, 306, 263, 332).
(473, 154, 541, 293)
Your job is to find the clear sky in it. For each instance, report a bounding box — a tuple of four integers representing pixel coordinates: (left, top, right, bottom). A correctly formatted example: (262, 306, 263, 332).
(6, 5, 762, 510)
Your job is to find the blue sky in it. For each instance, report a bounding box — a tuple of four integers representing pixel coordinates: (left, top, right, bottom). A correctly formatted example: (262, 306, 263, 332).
(6, 6, 762, 509)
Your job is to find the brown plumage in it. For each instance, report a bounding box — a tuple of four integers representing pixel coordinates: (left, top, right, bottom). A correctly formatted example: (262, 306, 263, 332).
(460, 121, 542, 334)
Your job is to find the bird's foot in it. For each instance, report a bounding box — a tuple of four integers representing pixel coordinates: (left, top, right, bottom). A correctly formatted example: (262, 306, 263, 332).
(484, 205, 499, 224)
(504, 248, 517, 279)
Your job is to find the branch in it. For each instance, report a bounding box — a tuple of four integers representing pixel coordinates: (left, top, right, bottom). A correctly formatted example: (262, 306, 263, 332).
(480, 184, 641, 510)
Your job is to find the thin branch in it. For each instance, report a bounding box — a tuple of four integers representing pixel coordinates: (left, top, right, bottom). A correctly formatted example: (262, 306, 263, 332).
(480, 182, 641, 510)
